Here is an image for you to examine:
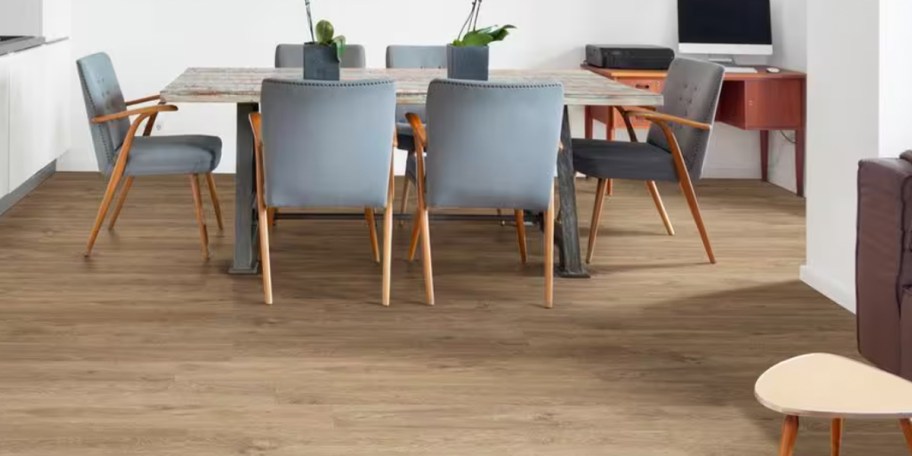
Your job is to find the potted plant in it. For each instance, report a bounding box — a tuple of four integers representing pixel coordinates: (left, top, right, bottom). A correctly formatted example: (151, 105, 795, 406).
(448, 0, 515, 81)
(302, 0, 347, 81)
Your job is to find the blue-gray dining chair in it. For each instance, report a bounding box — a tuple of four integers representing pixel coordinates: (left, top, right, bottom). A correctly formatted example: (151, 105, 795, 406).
(385, 45, 447, 216)
(572, 58, 724, 264)
(406, 79, 565, 308)
(275, 44, 367, 69)
(77, 52, 223, 260)
(249, 79, 398, 306)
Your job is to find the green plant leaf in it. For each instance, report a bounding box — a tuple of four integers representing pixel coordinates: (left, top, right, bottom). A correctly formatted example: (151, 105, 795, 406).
(316, 20, 335, 45)
(333, 35, 347, 61)
(461, 30, 495, 47)
(490, 25, 516, 42)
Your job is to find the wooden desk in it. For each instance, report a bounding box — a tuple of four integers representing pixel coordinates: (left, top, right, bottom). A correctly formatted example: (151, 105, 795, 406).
(161, 68, 662, 278)
(583, 65, 806, 196)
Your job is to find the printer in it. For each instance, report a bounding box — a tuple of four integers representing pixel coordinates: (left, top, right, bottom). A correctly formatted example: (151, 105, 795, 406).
(585, 45, 675, 70)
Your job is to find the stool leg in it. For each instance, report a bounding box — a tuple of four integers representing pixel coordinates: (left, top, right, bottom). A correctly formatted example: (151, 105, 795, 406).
(831, 418, 843, 456)
(779, 415, 799, 456)
(900, 419, 912, 454)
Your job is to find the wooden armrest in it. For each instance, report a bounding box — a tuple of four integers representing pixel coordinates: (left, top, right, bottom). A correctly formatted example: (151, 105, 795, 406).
(624, 107, 711, 131)
(125, 94, 161, 106)
(404, 112, 427, 150)
(92, 104, 177, 124)
(249, 112, 262, 143)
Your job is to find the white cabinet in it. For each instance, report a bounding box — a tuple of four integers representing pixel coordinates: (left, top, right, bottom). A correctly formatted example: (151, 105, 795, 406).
(0, 55, 11, 197)
(0, 0, 70, 40)
(7, 40, 71, 191)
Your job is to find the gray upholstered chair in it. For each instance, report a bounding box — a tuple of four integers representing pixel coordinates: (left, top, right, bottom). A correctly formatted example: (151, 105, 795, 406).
(249, 79, 397, 306)
(572, 58, 724, 264)
(406, 79, 564, 308)
(385, 45, 447, 215)
(274, 43, 367, 69)
(77, 52, 223, 260)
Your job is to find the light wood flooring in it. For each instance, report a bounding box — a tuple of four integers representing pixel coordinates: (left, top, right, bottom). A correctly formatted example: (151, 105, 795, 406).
(0, 173, 900, 455)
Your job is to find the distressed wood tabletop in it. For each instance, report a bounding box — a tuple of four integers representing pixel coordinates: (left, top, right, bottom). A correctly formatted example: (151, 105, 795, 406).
(161, 68, 663, 106)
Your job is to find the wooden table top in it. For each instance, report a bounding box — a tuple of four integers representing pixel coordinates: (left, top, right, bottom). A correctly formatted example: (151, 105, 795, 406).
(161, 68, 664, 106)
(754, 353, 912, 419)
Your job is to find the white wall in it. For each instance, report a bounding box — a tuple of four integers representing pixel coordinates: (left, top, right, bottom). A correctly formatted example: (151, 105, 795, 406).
(59, 0, 806, 190)
(801, 0, 912, 312)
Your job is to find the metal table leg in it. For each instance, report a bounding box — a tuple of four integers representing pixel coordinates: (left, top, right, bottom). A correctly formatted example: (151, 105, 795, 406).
(555, 106, 590, 278)
(229, 102, 260, 275)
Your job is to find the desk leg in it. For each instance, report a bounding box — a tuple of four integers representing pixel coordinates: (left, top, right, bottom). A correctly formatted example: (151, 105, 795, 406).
(555, 106, 590, 279)
(796, 127, 805, 197)
(760, 130, 770, 182)
(584, 106, 593, 140)
(230, 102, 260, 275)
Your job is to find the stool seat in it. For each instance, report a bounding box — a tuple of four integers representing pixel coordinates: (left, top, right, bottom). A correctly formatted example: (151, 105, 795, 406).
(756, 353, 912, 419)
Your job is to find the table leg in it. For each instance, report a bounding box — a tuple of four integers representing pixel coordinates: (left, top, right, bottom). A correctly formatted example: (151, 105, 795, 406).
(900, 419, 912, 454)
(555, 106, 590, 279)
(760, 130, 770, 182)
(796, 127, 805, 198)
(779, 415, 799, 456)
(831, 418, 843, 456)
(584, 106, 593, 140)
(229, 102, 260, 275)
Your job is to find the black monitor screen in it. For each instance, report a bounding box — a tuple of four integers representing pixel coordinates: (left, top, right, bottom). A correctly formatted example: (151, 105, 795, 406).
(678, 0, 772, 45)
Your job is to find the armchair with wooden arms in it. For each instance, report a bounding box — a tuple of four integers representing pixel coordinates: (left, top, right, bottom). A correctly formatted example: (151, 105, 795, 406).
(77, 52, 223, 260)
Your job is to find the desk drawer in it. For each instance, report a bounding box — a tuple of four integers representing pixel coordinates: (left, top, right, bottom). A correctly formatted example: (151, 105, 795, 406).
(616, 78, 664, 129)
(717, 79, 804, 130)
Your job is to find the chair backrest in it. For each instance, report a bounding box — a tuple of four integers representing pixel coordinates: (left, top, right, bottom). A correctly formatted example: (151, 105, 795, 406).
(386, 45, 448, 129)
(274, 44, 367, 69)
(76, 52, 130, 174)
(385, 45, 447, 69)
(424, 79, 564, 212)
(260, 79, 396, 208)
(646, 58, 724, 181)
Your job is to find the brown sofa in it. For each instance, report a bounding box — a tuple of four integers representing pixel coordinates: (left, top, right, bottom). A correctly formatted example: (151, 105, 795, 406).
(856, 152, 912, 381)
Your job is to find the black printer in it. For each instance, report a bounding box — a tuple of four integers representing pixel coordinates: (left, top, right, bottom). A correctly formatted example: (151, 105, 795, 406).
(585, 45, 675, 70)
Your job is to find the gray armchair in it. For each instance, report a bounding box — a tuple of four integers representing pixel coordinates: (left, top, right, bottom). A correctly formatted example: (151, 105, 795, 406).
(274, 44, 367, 69)
(572, 58, 724, 264)
(77, 52, 223, 260)
(250, 79, 397, 306)
(406, 79, 564, 308)
(385, 45, 447, 215)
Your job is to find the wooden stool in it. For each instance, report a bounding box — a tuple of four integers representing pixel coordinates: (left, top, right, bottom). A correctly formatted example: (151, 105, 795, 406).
(755, 353, 912, 456)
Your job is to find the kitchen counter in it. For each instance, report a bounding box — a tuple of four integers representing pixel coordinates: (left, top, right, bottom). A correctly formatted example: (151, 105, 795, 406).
(0, 36, 46, 57)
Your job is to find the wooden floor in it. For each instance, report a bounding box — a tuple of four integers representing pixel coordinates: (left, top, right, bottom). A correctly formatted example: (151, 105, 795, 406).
(0, 173, 901, 455)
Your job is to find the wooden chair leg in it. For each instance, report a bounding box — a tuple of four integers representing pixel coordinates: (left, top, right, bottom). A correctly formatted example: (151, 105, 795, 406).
(189, 174, 209, 261)
(779, 415, 799, 456)
(587, 179, 609, 264)
(408, 210, 422, 262)
(420, 206, 435, 306)
(646, 181, 675, 236)
(606, 178, 614, 196)
(85, 170, 125, 257)
(267, 208, 277, 228)
(678, 178, 716, 264)
(514, 210, 528, 264)
(257, 205, 273, 305)
(205, 173, 224, 231)
(901, 418, 912, 454)
(544, 186, 555, 309)
(365, 208, 380, 263)
(382, 171, 395, 307)
(108, 176, 135, 230)
(399, 177, 411, 225)
(831, 418, 843, 456)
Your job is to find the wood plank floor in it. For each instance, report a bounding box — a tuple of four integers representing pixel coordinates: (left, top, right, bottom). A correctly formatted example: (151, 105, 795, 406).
(0, 173, 900, 455)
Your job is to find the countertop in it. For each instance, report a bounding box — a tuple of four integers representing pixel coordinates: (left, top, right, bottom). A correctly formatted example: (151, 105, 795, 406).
(0, 36, 47, 57)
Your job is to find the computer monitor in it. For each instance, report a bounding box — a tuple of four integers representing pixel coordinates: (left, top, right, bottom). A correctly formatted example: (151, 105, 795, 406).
(678, 0, 773, 56)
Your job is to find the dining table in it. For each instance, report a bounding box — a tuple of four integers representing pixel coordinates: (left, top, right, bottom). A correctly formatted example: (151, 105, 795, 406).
(160, 68, 663, 279)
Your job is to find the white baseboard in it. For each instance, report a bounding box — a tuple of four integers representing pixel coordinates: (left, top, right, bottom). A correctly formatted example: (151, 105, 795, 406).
(800, 264, 856, 313)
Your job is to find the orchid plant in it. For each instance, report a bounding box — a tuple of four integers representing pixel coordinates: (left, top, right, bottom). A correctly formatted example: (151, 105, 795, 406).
(305, 0, 347, 60)
(452, 0, 515, 47)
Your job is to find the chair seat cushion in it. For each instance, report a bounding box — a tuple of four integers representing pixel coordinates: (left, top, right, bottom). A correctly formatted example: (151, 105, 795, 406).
(119, 135, 222, 177)
(572, 139, 679, 182)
